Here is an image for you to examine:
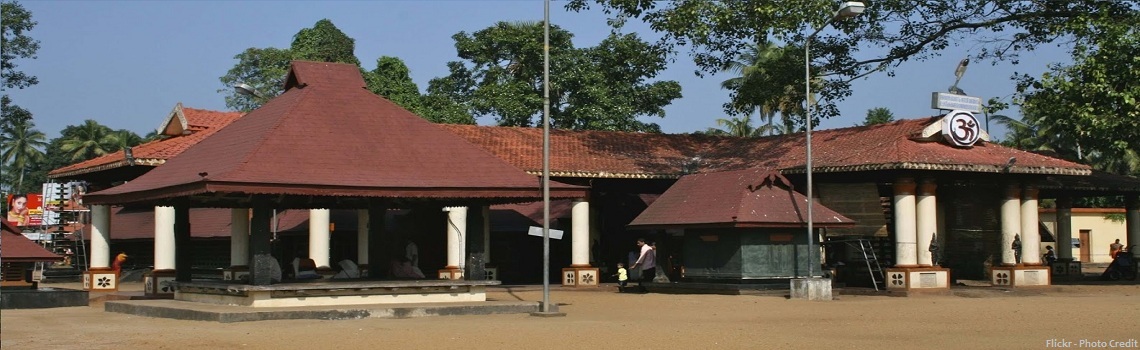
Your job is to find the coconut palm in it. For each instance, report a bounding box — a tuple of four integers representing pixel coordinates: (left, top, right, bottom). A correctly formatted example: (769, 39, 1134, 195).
(0, 117, 48, 191)
(109, 129, 144, 150)
(59, 119, 117, 162)
(703, 115, 769, 138)
(720, 41, 802, 136)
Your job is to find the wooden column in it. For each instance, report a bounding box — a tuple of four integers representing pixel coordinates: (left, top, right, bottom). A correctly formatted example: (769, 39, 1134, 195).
(173, 199, 192, 282)
(248, 197, 273, 286)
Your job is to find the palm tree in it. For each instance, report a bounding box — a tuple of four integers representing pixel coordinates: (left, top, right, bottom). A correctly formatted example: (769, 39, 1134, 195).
(59, 119, 117, 162)
(0, 117, 48, 191)
(720, 41, 801, 136)
(109, 129, 144, 150)
(704, 115, 768, 137)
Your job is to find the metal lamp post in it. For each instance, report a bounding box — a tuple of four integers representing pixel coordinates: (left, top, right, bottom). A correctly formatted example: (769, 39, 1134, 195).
(805, 1, 864, 278)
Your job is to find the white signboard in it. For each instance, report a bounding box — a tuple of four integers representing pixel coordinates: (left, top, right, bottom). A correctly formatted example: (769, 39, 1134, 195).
(527, 226, 564, 240)
(941, 110, 982, 147)
(931, 92, 982, 113)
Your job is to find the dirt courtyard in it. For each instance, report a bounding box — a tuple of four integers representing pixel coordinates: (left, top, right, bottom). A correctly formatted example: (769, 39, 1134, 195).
(2, 282, 1138, 350)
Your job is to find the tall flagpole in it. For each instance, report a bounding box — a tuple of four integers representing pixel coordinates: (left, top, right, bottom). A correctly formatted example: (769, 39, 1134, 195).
(540, 0, 552, 313)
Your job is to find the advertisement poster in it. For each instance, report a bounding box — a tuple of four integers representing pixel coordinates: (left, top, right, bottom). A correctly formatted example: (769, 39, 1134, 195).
(6, 193, 44, 226)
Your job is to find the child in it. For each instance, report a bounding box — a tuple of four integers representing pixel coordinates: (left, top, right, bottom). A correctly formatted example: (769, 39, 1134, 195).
(614, 263, 629, 292)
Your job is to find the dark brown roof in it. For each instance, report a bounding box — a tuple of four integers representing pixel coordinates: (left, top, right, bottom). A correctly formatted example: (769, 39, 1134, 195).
(49, 104, 243, 179)
(628, 168, 854, 229)
(84, 61, 586, 205)
(442, 117, 1092, 178)
(2, 220, 64, 262)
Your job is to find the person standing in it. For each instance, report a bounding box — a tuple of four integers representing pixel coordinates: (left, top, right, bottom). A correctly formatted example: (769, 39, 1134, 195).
(1109, 239, 1124, 259)
(629, 238, 656, 293)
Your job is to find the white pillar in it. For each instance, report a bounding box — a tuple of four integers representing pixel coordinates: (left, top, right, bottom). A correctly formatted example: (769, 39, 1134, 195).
(153, 206, 176, 270)
(309, 209, 331, 269)
(357, 209, 369, 266)
(893, 178, 918, 267)
(916, 179, 937, 267)
(1021, 185, 1041, 265)
(90, 205, 112, 269)
(481, 206, 491, 263)
(230, 208, 249, 267)
(446, 207, 467, 269)
(571, 199, 590, 266)
(1001, 184, 1022, 266)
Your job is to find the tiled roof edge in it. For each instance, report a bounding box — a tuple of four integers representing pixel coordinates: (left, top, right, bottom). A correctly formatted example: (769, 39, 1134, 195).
(48, 159, 165, 178)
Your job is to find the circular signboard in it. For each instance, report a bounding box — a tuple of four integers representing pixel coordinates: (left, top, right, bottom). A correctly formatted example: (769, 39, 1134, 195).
(941, 110, 981, 147)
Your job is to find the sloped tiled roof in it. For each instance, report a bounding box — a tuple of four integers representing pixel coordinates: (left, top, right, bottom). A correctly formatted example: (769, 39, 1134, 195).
(628, 168, 854, 229)
(49, 104, 243, 178)
(442, 117, 1092, 178)
(84, 61, 586, 205)
(1, 220, 63, 262)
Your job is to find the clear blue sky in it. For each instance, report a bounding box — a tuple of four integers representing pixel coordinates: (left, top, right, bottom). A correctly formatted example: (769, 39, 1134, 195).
(6, 1, 1071, 140)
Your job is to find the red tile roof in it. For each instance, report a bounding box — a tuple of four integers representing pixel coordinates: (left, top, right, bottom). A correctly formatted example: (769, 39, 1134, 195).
(84, 61, 586, 205)
(49, 104, 243, 178)
(628, 168, 855, 229)
(442, 117, 1091, 178)
(1, 220, 64, 262)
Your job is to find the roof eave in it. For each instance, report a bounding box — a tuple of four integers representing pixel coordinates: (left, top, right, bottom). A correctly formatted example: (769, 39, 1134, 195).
(778, 162, 1091, 176)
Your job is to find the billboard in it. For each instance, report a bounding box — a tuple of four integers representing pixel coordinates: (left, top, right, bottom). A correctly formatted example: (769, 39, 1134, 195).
(6, 193, 45, 226)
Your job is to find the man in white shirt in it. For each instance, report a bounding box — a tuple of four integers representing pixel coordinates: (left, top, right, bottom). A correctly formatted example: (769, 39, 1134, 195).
(629, 238, 656, 293)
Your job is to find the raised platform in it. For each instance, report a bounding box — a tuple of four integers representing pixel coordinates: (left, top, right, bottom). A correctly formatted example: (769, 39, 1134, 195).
(0, 286, 89, 309)
(105, 298, 537, 323)
(172, 279, 500, 308)
(884, 267, 951, 290)
(989, 265, 1051, 287)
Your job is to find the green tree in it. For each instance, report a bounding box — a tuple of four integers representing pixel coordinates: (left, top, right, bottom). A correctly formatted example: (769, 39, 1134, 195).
(429, 21, 681, 132)
(218, 47, 293, 112)
(566, 0, 1140, 122)
(109, 129, 144, 151)
(290, 19, 360, 66)
(1016, 26, 1140, 170)
(0, 99, 45, 192)
(703, 115, 765, 137)
(861, 107, 895, 126)
(720, 42, 802, 135)
(364, 56, 474, 124)
(58, 119, 116, 162)
(1, 1, 39, 90)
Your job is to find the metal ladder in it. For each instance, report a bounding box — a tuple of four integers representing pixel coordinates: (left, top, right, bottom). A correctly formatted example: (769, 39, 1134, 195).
(74, 226, 88, 272)
(855, 239, 886, 291)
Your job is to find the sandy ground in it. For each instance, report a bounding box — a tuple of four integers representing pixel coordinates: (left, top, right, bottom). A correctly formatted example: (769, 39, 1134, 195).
(2, 282, 1139, 350)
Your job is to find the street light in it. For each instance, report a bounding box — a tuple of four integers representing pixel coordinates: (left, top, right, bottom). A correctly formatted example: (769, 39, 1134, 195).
(805, 1, 864, 279)
(234, 83, 266, 100)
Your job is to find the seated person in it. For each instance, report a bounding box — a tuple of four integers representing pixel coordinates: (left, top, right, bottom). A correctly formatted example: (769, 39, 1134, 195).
(390, 257, 425, 279)
(332, 259, 361, 279)
(294, 257, 321, 280)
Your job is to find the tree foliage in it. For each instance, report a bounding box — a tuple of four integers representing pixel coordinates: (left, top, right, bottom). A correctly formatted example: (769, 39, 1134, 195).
(291, 19, 360, 66)
(1, 1, 39, 90)
(1016, 25, 1140, 174)
(0, 96, 45, 192)
(366, 56, 473, 124)
(720, 42, 801, 135)
(58, 119, 118, 162)
(702, 115, 766, 137)
(861, 107, 895, 126)
(218, 47, 293, 112)
(429, 21, 681, 132)
(567, 0, 1140, 123)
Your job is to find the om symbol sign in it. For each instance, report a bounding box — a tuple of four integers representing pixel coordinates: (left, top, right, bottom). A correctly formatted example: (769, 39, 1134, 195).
(941, 111, 981, 147)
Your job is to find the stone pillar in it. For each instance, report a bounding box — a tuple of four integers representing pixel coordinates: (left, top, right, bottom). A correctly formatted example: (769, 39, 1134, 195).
(1127, 196, 1140, 259)
(222, 208, 250, 282)
(173, 200, 192, 282)
(357, 209, 369, 267)
(571, 199, 590, 267)
(1056, 197, 1074, 261)
(916, 179, 937, 267)
(440, 207, 466, 279)
(154, 206, 176, 271)
(562, 198, 599, 286)
(1020, 185, 1041, 265)
(89, 205, 111, 269)
(248, 197, 274, 286)
(309, 209, 331, 270)
(893, 178, 918, 267)
(84, 204, 116, 291)
(145, 206, 177, 296)
(1000, 183, 1021, 266)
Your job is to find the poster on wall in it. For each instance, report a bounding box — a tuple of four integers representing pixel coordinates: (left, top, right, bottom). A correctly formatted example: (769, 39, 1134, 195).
(6, 193, 44, 226)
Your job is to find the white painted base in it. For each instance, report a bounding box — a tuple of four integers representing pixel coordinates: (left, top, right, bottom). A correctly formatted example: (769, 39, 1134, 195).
(990, 266, 1051, 287)
(438, 268, 463, 280)
(790, 278, 832, 301)
(175, 285, 488, 308)
(223, 268, 250, 282)
(144, 270, 177, 296)
(84, 270, 119, 291)
(561, 267, 600, 286)
(885, 267, 951, 290)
